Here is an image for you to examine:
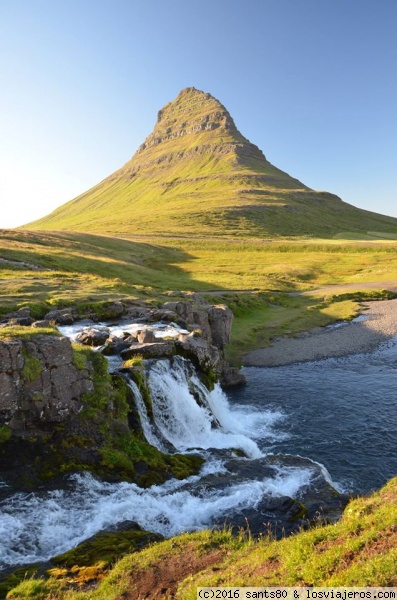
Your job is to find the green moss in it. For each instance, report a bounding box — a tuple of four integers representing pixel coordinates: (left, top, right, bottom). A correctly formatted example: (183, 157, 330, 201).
(123, 355, 143, 368)
(51, 525, 163, 570)
(0, 425, 11, 444)
(72, 344, 90, 370)
(22, 349, 42, 382)
(0, 325, 60, 340)
(200, 367, 217, 392)
(129, 368, 154, 420)
(0, 565, 45, 599)
(5, 576, 64, 599)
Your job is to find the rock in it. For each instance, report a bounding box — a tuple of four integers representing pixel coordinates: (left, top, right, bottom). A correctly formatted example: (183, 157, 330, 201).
(125, 306, 153, 320)
(137, 330, 156, 343)
(100, 336, 131, 356)
(208, 305, 233, 349)
(100, 301, 124, 319)
(152, 309, 179, 322)
(220, 366, 246, 387)
(180, 454, 349, 539)
(1, 307, 31, 322)
(175, 333, 220, 371)
(44, 309, 75, 325)
(120, 341, 174, 360)
(0, 335, 94, 436)
(75, 328, 110, 347)
(13, 317, 35, 326)
(31, 320, 51, 328)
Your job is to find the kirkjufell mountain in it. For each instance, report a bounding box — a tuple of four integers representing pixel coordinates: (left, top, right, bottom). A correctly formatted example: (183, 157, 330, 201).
(24, 87, 397, 237)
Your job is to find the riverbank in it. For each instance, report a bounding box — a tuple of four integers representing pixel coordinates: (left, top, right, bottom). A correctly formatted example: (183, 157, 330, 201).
(243, 298, 397, 366)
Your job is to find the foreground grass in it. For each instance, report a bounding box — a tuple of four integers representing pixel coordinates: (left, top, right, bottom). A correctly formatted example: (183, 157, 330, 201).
(6, 477, 397, 598)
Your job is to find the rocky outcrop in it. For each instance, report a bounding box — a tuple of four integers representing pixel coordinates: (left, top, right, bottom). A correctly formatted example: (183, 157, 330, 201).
(0, 335, 93, 437)
(0, 332, 204, 489)
(175, 332, 220, 372)
(0, 293, 244, 388)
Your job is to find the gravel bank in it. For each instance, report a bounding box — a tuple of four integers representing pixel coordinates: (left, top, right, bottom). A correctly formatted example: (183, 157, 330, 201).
(243, 299, 397, 367)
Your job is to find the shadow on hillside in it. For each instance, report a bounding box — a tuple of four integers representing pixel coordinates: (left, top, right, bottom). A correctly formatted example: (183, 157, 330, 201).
(0, 229, 229, 297)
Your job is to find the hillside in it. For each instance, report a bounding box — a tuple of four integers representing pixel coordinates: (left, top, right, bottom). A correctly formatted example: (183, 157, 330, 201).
(23, 87, 397, 238)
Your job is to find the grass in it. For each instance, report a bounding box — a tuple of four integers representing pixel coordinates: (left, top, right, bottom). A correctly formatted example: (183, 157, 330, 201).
(5, 477, 397, 598)
(2, 230, 397, 362)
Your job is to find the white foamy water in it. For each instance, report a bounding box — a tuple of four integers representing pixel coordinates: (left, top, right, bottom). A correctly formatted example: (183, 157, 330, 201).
(58, 319, 188, 342)
(147, 358, 282, 458)
(0, 466, 313, 568)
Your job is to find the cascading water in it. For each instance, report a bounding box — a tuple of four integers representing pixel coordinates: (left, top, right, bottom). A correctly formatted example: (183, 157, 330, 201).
(146, 357, 265, 458)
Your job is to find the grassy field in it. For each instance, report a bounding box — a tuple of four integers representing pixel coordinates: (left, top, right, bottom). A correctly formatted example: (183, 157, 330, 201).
(2, 229, 397, 362)
(5, 476, 397, 598)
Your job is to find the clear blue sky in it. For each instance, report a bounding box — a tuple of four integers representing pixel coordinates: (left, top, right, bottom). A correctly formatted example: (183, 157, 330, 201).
(1, 0, 396, 228)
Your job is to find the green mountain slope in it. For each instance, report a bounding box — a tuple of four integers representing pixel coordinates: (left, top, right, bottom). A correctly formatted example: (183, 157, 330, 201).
(24, 87, 397, 237)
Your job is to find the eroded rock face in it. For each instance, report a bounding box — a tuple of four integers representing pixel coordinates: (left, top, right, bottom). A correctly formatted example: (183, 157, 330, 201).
(0, 335, 94, 437)
(208, 304, 234, 350)
(162, 295, 234, 349)
(175, 333, 220, 372)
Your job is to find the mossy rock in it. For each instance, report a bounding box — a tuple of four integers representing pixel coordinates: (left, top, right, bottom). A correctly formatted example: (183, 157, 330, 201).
(50, 521, 164, 570)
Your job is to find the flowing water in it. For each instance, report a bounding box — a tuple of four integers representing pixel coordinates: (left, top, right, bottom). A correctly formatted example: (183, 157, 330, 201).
(228, 337, 397, 495)
(0, 320, 396, 569)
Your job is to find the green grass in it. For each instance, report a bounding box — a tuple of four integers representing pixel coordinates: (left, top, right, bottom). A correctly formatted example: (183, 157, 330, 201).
(2, 230, 397, 362)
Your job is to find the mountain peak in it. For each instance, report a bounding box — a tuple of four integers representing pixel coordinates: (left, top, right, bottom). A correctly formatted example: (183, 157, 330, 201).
(23, 89, 397, 238)
(136, 87, 242, 156)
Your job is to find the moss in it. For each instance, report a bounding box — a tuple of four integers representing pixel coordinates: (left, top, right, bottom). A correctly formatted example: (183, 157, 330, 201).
(21, 350, 42, 382)
(0, 564, 44, 599)
(200, 366, 217, 392)
(123, 355, 143, 368)
(72, 344, 90, 370)
(5, 576, 64, 599)
(51, 525, 163, 570)
(289, 501, 308, 522)
(129, 368, 154, 420)
(0, 325, 60, 341)
(0, 425, 11, 443)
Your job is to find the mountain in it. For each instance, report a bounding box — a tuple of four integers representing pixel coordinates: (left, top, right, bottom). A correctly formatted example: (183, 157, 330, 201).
(24, 87, 397, 237)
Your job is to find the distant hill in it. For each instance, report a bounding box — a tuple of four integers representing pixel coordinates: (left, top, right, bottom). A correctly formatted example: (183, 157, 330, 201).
(24, 87, 397, 237)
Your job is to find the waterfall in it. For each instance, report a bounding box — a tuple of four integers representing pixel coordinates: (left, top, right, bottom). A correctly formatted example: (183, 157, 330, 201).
(143, 356, 263, 458)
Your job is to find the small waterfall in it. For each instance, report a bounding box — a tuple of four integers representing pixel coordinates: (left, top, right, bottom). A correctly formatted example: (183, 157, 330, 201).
(145, 356, 263, 458)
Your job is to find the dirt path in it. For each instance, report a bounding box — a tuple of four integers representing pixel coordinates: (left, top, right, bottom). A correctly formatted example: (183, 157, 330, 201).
(243, 298, 397, 367)
(197, 280, 397, 297)
(294, 280, 397, 296)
